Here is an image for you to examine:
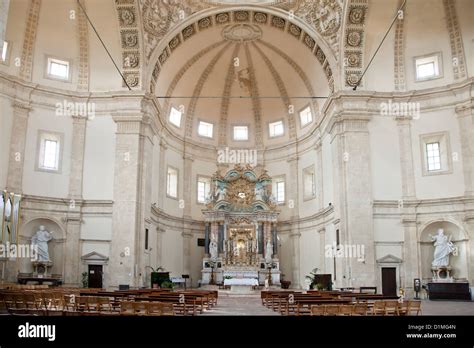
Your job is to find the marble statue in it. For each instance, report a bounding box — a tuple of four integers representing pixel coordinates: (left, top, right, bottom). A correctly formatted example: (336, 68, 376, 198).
(31, 225, 53, 262)
(265, 240, 273, 263)
(216, 184, 226, 201)
(255, 184, 264, 201)
(430, 228, 455, 267)
(210, 240, 218, 261)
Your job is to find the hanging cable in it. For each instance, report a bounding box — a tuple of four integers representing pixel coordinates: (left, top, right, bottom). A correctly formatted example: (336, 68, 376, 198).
(352, 0, 407, 90)
(76, 0, 132, 90)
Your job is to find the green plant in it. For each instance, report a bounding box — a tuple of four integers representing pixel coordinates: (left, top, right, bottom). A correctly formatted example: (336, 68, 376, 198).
(81, 272, 88, 288)
(160, 280, 173, 289)
(145, 266, 164, 272)
(305, 268, 321, 289)
(224, 275, 233, 280)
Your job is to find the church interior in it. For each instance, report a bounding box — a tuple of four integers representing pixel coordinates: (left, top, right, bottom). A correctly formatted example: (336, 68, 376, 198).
(0, 0, 474, 324)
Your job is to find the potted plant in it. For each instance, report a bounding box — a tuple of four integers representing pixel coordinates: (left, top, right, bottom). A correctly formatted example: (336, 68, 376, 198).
(146, 266, 169, 288)
(280, 274, 291, 289)
(81, 272, 88, 288)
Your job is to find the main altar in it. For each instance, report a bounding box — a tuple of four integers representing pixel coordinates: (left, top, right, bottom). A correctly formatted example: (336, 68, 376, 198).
(201, 164, 280, 287)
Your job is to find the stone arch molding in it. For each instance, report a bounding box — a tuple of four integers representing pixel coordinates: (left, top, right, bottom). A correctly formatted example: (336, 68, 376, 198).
(418, 218, 468, 242)
(145, 6, 340, 94)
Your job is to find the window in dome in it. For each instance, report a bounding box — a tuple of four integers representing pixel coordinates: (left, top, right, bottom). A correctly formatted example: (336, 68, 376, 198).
(268, 120, 284, 138)
(197, 176, 211, 204)
(169, 106, 182, 128)
(414, 53, 442, 81)
(1, 41, 10, 64)
(167, 166, 178, 198)
(198, 120, 214, 138)
(273, 176, 285, 204)
(46, 56, 71, 82)
(299, 105, 313, 127)
(36, 130, 63, 173)
(233, 125, 248, 141)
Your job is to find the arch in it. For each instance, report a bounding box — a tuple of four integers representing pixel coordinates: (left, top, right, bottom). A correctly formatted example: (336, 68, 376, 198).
(146, 6, 339, 93)
(418, 219, 469, 282)
(19, 217, 66, 277)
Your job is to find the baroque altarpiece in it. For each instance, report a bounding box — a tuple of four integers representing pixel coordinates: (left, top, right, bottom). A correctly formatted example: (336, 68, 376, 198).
(201, 165, 280, 285)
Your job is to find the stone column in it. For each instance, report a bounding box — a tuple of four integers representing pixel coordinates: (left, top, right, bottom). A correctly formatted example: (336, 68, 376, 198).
(157, 138, 167, 209)
(315, 140, 324, 210)
(68, 115, 87, 199)
(318, 227, 326, 273)
(330, 115, 375, 288)
(0, 1, 10, 53)
(397, 116, 416, 199)
(204, 222, 210, 256)
(64, 216, 81, 285)
(6, 102, 31, 193)
(107, 114, 154, 288)
(456, 103, 474, 196)
(287, 155, 301, 288)
(182, 230, 192, 276)
(182, 154, 193, 219)
(155, 227, 164, 267)
(401, 218, 419, 297)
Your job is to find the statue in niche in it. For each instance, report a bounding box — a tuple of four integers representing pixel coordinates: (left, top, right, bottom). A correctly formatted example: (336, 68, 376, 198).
(255, 183, 264, 201)
(265, 239, 273, 264)
(31, 225, 53, 262)
(209, 240, 218, 261)
(430, 228, 456, 267)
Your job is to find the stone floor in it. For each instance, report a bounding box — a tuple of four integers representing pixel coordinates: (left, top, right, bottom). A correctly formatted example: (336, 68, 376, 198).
(202, 291, 474, 316)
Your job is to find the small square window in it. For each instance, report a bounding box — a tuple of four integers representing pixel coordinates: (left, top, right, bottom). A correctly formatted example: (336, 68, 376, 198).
(299, 106, 313, 127)
(415, 53, 442, 81)
(36, 131, 63, 173)
(233, 126, 248, 141)
(46, 56, 71, 81)
(167, 167, 178, 198)
(198, 121, 213, 138)
(197, 176, 211, 203)
(269, 120, 284, 138)
(169, 106, 182, 128)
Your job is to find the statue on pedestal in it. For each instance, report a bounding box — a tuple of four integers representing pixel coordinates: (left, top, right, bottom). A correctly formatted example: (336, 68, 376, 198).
(31, 225, 53, 262)
(430, 228, 455, 268)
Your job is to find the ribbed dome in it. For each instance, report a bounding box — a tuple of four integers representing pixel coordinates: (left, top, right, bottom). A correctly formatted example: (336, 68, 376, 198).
(154, 18, 330, 147)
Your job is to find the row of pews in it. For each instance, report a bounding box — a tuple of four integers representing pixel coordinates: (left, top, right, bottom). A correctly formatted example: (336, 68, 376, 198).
(0, 288, 218, 316)
(261, 290, 420, 316)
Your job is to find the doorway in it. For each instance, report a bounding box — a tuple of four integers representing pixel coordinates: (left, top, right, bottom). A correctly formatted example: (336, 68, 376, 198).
(381, 267, 397, 296)
(88, 265, 103, 288)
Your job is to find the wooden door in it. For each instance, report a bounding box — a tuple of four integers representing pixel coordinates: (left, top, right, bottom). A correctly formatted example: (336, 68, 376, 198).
(88, 265, 103, 288)
(381, 267, 397, 296)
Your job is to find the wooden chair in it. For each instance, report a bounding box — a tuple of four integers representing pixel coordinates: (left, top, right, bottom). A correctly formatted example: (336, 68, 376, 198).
(324, 304, 340, 316)
(133, 302, 148, 316)
(407, 300, 421, 316)
(384, 300, 399, 316)
(310, 305, 324, 316)
(352, 303, 368, 316)
(371, 301, 386, 315)
(161, 302, 175, 316)
(146, 302, 163, 316)
(396, 301, 409, 316)
(339, 304, 353, 316)
(120, 301, 135, 316)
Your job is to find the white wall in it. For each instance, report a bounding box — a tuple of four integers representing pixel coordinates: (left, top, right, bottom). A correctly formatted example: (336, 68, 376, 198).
(0, 96, 13, 188)
(22, 107, 72, 198)
(82, 116, 116, 200)
(369, 116, 402, 199)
